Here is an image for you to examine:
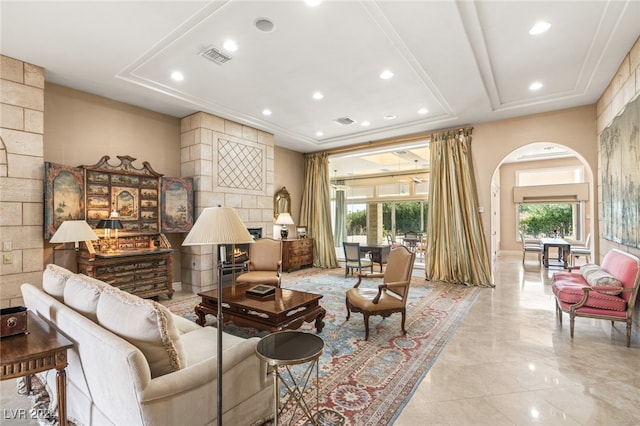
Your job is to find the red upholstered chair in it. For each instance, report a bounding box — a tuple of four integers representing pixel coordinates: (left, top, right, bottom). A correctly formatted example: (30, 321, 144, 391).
(345, 245, 415, 340)
(552, 249, 640, 347)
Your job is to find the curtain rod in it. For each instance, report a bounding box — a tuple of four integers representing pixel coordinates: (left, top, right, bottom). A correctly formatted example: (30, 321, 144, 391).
(311, 125, 473, 156)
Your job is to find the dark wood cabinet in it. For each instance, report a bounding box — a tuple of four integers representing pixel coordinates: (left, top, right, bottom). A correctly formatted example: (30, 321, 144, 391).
(281, 238, 313, 272)
(77, 248, 174, 299)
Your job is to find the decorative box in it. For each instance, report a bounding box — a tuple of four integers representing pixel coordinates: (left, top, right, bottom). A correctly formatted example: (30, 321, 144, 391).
(0, 306, 28, 337)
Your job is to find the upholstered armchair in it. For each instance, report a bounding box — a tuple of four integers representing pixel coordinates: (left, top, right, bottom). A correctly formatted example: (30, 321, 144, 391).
(345, 246, 416, 340)
(343, 242, 373, 277)
(236, 238, 282, 287)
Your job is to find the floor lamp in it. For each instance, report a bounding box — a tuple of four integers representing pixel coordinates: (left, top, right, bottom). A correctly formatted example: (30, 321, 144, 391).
(182, 206, 254, 426)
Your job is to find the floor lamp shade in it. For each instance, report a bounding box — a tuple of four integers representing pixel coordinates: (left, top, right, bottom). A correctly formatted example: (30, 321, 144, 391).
(183, 206, 254, 245)
(181, 206, 253, 426)
(49, 220, 99, 250)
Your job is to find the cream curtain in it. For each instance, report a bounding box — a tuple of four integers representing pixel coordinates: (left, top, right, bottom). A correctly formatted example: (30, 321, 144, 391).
(301, 152, 339, 268)
(425, 128, 493, 287)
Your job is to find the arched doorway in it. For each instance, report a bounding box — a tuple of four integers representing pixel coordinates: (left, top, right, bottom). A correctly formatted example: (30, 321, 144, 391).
(489, 142, 595, 264)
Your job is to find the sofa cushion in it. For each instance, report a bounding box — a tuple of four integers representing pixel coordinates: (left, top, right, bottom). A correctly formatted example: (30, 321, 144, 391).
(42, 264, 74, 301)
(96, 287, 186, 378)
(580, 263, 622, 287)
(63, 274, 109, 322)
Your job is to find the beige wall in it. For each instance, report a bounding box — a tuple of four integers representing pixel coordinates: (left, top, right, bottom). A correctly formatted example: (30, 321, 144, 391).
(274, 146, 305, 226)
(499, 157, 589, 252)
(42, 83, 184, 280)
(471, 105, 598, 260)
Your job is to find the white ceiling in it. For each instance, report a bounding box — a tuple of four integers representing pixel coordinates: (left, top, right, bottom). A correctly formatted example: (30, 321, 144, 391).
(2, 1, 638, 169)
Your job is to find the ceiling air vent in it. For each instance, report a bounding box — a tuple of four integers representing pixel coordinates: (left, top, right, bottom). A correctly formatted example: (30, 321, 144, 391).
(334, 117, 355, 126)
(200, 46, 232, 65)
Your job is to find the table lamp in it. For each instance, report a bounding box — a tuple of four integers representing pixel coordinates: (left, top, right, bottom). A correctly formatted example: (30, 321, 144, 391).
(49, 220, 99, 265)
(96, 218, 123, 252)
(275, 212, 294, 239)
(182, 206, 254, 426)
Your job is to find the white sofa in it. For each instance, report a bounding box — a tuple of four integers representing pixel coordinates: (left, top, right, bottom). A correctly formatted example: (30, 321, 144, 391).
(21, 264, 273, 425)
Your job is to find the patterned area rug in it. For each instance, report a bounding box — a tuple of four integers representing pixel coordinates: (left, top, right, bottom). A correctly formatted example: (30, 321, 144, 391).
(165, 268, 481, 425)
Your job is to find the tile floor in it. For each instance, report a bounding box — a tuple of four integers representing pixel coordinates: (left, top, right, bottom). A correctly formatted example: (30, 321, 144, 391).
(395, 253, 640, 425)
(2, 253, 638, 425)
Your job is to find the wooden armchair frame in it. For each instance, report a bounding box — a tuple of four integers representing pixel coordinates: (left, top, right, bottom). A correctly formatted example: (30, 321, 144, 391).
(345, 246, 415, 340)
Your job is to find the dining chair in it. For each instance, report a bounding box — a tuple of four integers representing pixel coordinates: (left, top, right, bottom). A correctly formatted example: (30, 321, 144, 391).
(569, 233, 592, 267)
(519, 230, 542, 265)
(343, 242, 373, 277)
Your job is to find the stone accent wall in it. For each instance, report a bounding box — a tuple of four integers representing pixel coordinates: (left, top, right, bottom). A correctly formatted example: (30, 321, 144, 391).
(596, 36, 640, 261)
(180, 112, 275, 293)
(0, 55, 45, 307)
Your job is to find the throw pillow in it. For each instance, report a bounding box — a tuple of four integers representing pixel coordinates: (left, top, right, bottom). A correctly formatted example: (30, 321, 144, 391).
(580, 263, 623, 288)
(63, 275, 109, 322)
(42, 264, 74, 301)
(96, 287, 185, 378)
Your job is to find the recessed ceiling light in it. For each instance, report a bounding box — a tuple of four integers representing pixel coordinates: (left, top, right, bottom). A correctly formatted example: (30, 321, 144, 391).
(223, 39, 238, 52)
(262, 108, 272, 116)
(255, 18, 275, 33)
(383, 114, 396, 120)
(316, 131, 324, 137)
(529, 81, 543, 91)
(170, 71, 184, 81)
(379, 70, 394, 80)
(361, 121, 370, 127)
(529, 21, 551, 35)
(312, 91, 324, 100)
(418, 108, 428, 114)
(305, 0, 322, 6)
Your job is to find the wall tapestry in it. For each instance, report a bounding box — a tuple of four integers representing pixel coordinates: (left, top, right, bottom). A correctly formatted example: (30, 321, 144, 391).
(600, 94, 640, 248)
(161, 177, 194, 233)
(44, 162, 85, 239)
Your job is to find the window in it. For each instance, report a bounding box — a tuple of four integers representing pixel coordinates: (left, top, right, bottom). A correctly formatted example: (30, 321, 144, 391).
(518, 202, 582, 240)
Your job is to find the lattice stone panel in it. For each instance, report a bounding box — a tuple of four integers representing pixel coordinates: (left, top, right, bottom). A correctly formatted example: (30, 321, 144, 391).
(217, 139, 264, 190)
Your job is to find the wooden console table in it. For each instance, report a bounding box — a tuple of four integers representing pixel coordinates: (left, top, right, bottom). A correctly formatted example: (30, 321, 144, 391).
(1, 312, 73, 426)
(282, 238, 314, 272)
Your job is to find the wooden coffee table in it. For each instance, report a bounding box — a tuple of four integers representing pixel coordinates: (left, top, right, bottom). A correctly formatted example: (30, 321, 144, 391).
(195, 285, 326, 333)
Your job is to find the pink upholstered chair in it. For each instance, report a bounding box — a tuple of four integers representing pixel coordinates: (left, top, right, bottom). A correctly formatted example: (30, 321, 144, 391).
(345, 246, 415, 340)
(552, 249, 640, 347)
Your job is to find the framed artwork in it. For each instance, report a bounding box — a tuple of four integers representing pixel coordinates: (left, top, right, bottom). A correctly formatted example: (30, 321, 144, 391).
(296, 226, 308, 238)
(161, 177, 194, 233)
(44, 162, 85, 239)
(600, 95, 640, 248)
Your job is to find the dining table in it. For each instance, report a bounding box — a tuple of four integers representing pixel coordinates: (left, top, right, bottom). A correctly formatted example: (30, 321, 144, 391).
(539, 237, 571, 268)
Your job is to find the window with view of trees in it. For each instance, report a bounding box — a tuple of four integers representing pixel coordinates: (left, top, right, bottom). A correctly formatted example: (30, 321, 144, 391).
(518, 203, 580, 239)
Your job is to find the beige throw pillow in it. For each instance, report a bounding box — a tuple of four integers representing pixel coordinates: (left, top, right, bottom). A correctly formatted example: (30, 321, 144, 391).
(96, 287, 185, 378)
(580, 263, 623, 288)
(42, 264, 74, 301)
(63, 274, 109, 322)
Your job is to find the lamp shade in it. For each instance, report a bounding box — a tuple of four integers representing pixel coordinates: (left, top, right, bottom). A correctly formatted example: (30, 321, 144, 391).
(275, 212, 294, 226)
(96, 219, 123, 230)
(183, 206, 254, 246)
(49, 220, 99, 244)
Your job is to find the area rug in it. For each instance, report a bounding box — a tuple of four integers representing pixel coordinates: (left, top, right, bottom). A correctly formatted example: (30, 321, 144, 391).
(164, 268, 481, 425)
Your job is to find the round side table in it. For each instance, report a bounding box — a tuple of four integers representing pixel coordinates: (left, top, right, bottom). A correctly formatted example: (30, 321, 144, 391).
(256, 330, 324, 425)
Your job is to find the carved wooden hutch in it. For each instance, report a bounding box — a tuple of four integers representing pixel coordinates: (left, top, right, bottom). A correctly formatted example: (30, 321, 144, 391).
(45, 155, 193, 299)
